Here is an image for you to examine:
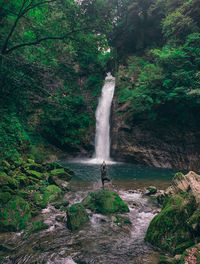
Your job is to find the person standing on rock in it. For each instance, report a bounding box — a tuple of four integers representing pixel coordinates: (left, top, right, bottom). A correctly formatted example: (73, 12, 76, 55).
(100, 161, 110, 188)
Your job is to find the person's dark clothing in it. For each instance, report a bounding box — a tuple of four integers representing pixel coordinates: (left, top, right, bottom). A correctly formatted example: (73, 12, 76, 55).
(101, 162, 110, 186)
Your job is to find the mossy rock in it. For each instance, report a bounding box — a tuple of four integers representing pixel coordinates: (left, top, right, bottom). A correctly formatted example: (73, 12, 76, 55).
(0, 196, 31, 232)
(114, 215, 132, 227)
(49, 168, 72, 181)
(48, 175, 71, 191)
(82, 190, 129, 214)
(53, 200, 69, 210)
(25, 170, 42, 179)
(0, 192, 11, 203)
(32, 185, 62, 208)
(66, 203, 89, 231)
(179, 243, 200, 264)
(146, 186, 157, 195)
(44, 161, 63, 171)
(22, 221, 48, 238)
(0, 173, 19, 189)
(145, 193, 197, 254)
(2, 161, 11, 170)
(14, 174, 29, 187)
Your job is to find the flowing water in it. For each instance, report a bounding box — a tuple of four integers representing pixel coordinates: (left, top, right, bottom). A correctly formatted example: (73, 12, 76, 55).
(0, 162, 176, 264)
(92, 72, 115, 163)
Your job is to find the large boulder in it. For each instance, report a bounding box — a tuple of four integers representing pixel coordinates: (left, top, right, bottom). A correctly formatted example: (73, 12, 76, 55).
(0, 172, 19, 190)
(66, 203, 89, 231)
(82, 190, 129, 214)
(145, 193, 197, 254)
(165, 171, 200, 203)
(32, 185, 62, 208)
(0, 196, 31, 232)
(48, 168, 72, 190)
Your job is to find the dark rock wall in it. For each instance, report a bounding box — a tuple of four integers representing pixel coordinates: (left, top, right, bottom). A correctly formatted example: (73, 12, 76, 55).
(110, 98, 200, 171)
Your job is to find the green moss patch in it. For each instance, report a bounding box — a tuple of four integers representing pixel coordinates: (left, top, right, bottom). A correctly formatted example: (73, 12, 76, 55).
(67, 203, 89, 231)
(82, 189, 129, 214)
(0, 196, 31, 232)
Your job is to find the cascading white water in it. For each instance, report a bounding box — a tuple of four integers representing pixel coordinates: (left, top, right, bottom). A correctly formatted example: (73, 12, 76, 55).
(93, 72, 115, 162)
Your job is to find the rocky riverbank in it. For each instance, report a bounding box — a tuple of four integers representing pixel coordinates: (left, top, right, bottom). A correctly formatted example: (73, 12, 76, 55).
(146, 171, 200, 263)
(0, 158, 73, 233)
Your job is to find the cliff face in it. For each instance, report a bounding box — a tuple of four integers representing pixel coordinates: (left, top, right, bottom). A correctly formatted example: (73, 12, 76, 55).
(111, 98, 200, 171)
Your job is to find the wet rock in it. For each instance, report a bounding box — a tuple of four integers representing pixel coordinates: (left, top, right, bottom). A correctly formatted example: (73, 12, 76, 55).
(48, 168, 72, 191)
(180, 244, 200, 263)
(165, 171, 200, 203)
(55, 215, 66, 222)
(0, 172, 19, 190)
(25, 170, 43, 179)
(32, 185, 62, 208)
(145, 193, 197, 254)
(0, 196, 31, 232)
(82, 189, 129, 214)
(53, 200, 69, 210)
(66, 203, 89, 231)
(22, 221, 48, 238)
(145, 186, 157, 195)
(114, 215, 132, 227)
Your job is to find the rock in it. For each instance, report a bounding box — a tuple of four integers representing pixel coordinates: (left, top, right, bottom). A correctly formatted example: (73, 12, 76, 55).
(111, 97, 200, 171)
(25, 170, 43, 179)
(145, 186, 157, 195)
(53, 200, 69, 209)
(165, 171, 200, 203)
(114, 215, 131, 227)
(48, 168, 72, 191)
(44, 162, 74, 176)
(32, 185, 62, 208)
(158, 255, 174, 264)
(0, 196, 31, 232)
(55, 215, 66, 222)
(180, 244, 200, 263)
(66, 203, 89, 231)
(49, 168, 72, 181)
(22, 221, 48, 238)
(0, 192, 11, 203)
(0, 172, 19, 189)
(82, 189, 129, 214)
(145, 193, 197, 254)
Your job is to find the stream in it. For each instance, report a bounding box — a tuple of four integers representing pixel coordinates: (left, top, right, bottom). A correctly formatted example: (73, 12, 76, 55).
(0, 162, 175, 264)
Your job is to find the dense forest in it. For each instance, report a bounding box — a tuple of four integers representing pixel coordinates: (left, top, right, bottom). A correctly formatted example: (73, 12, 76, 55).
(1, 0, 200, 263)
(1, 0, 200, 164)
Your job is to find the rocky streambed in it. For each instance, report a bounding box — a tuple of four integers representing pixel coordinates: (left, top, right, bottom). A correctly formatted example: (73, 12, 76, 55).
(0, 167, 162, 264)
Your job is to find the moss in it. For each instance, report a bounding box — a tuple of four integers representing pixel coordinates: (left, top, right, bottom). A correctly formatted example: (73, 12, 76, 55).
(82, 190, 129, 214)
(22, 221, 48, 238)
(115, 215, 131, 226)
(53, 200, 69, 209)
(0, 192, 11, 203)
(49, 168, 72, 181)
(146, 186, 157, 195)
(67, 203, 89, 231)
(25, 170, 42, 179)
(0, 196, 31, 232)
(32, 185, 62, 208)
(173, 172, 184, 181)
(145, 193, 197, 254)
(0, 172, 19, 189)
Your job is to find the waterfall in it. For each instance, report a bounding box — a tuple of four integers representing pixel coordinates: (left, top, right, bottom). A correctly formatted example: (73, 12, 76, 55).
(93, 72, 115, 162)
